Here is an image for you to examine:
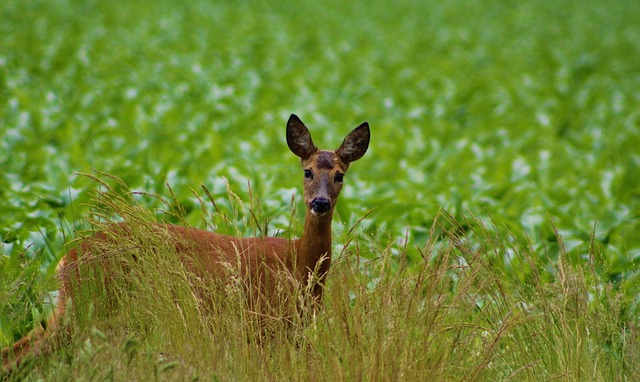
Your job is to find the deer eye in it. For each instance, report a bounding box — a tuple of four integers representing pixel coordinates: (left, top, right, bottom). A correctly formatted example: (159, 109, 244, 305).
(334, 172, 344, 182)
(304, 169, 313, 179)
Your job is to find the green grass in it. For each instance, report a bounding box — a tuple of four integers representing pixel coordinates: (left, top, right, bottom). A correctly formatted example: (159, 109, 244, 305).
(2, 0, 640, 379)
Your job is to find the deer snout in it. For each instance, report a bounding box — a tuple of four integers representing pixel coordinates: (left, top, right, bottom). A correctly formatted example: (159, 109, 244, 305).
(310, 197, 331, 216)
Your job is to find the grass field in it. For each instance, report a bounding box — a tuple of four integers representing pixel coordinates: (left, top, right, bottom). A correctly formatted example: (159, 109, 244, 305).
(1, 0, 640, 380)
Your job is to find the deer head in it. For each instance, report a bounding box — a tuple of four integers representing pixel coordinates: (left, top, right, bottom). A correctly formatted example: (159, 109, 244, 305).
(286, 114, 370, 217)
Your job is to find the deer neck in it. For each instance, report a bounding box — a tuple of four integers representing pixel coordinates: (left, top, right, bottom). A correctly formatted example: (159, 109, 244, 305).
(294, 210, 333, 286)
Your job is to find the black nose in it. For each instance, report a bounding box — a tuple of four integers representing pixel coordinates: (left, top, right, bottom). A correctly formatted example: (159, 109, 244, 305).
(311, 198, 331, 213)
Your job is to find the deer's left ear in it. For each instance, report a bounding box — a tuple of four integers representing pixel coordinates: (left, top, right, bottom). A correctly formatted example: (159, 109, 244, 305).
(287, 114, 318, 159)
(336, 122, 370, 163)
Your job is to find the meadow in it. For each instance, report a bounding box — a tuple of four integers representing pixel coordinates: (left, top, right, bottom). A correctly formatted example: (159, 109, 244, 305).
(1, 0, 640, 380)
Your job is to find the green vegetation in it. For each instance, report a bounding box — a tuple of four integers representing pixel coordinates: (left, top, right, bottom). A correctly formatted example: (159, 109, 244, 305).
(1, 0, 639, 380)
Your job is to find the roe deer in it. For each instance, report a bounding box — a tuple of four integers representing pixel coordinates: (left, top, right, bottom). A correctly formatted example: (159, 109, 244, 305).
(1, 114, 370, 373)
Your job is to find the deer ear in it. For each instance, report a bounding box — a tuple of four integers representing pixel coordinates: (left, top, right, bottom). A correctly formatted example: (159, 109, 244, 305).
(336, 122, 370, 163)
(286, 114, 317, 159)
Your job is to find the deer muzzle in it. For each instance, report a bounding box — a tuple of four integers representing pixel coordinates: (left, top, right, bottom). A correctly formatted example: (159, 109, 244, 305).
(310, 197, 331, 216)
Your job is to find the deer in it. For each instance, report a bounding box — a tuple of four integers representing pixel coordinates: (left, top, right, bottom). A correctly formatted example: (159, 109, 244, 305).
(1, 114, 370, 374)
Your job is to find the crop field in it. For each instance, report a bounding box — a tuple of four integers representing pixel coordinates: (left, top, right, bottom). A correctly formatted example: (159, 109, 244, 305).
(1, 0, 640, 380)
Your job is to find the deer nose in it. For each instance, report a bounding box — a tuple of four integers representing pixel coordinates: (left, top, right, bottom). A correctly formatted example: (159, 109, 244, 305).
(311, 197, 331, 214)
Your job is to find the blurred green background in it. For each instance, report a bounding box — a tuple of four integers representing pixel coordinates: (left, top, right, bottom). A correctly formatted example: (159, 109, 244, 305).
(1, 0, 639, 292)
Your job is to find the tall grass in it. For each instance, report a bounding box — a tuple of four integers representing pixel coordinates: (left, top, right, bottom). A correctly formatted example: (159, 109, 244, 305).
(3, 176, 636, 381)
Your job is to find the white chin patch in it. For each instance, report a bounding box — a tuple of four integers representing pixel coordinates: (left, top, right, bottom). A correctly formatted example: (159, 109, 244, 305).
(311, 209, 328, 217)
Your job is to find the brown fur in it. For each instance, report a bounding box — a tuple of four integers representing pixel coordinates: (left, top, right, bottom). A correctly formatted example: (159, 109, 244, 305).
(1, 114, 370, 374)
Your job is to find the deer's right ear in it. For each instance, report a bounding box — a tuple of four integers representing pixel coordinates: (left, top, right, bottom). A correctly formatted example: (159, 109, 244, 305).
(286, 114, 318, 159)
